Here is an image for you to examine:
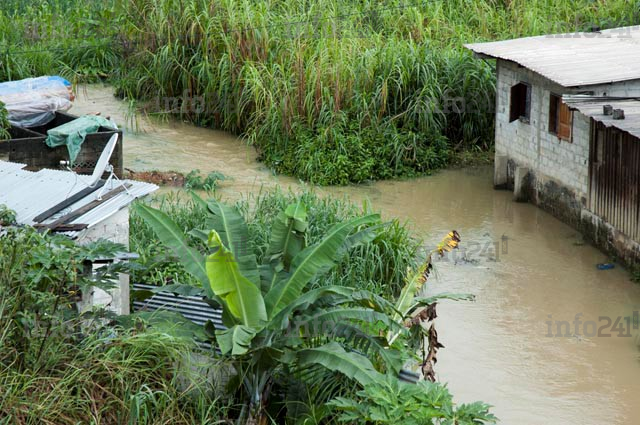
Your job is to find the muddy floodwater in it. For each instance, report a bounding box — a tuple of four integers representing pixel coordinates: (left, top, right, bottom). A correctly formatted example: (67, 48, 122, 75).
(73, 85, 640, 425)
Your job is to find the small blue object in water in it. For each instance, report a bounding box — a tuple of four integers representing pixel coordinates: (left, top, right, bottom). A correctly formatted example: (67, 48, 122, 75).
(596, 263, 615, 270)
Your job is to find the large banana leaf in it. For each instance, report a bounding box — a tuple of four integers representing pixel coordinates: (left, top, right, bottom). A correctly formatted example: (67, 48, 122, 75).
(297, 342, 384, 386)
(268, 286, 357, 330)
(336, 223, 385, 258)
(133, 203, 213, 298)
(297, 308, 400, 332)
(204, 198, 261, 287)
(408, 293, 475, 314)
(393, 261, 429, 323)
(206, 231, 267, 328)
(265, 214, 380, 317)
(216, 325, 258, 355)
(264, 202, 307, 271)
(330, 323, 404, 374)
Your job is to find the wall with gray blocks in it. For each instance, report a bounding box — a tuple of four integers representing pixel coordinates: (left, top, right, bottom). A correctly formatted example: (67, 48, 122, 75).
(495, 61, 640, 201)
(494, 60, 640, 264)
(494, 60, 591, 201)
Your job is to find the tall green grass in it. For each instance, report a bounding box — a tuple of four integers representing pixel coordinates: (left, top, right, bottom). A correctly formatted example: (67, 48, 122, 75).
(0, 0, 120, 82)
(0, 329, 232, 424)
(0, 224, 232, 424)
(130, 189, 421, 298)
(2, 0, 639, 183)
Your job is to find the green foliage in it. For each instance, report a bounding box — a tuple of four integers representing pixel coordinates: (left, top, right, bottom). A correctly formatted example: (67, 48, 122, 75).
(135, 192, 491, 423)
(0, 204, 16, 225)
(6, 0, 638, 183)
(0, 0, 120, 82)
(130, 190, 420, 299)
(328, 375, 496, 425)
(0, 226, 125, 371)
(136, 195, 406, 420)
(0, 102, 10, 140)
(184, 169, 226, 191)
(0, 225, 231, 423)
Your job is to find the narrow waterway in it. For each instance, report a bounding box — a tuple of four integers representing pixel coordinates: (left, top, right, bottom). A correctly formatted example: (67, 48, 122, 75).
(73, 85, 640, 425)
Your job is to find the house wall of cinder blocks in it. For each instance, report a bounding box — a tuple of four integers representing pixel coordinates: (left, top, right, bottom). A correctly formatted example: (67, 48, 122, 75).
(494, 59, 640, 264)
(495, 60, 591, 202)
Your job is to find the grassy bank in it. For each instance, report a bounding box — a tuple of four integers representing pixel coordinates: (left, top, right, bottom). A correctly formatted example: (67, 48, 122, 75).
(130, 189, 420, 298)
(1, 190, 496, 423)
(0, 226, 229, 423)
(1, 0, 638, 184)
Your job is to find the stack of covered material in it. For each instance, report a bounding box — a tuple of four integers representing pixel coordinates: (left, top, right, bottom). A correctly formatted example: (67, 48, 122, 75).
(0, 76, 74, 127)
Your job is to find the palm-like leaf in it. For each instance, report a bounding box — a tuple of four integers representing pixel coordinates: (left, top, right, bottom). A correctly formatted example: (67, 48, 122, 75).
(264, 201, 308, 271)
(205, 198, 261, 286)
(206, 230, 267, 328)
(408, 293, 475, 315)
(393, 261, 429, 323)
(297, 342, 384, 386)
(329, 322, 404, 374)
(297, 308, 400, 332)
(265, 214, 380, 317)
(268, 286, 357, 330)
(216, 325, 258, 355)
(133, 203, 213, 298)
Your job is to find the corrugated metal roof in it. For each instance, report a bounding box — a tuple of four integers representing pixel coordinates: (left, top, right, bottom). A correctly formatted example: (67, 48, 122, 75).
(0, 160, 158, 238)
(564, 97, 640, 139)
(465, 26, 640, 87)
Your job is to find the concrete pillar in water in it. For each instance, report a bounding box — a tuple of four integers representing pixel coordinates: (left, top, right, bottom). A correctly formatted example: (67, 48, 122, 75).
(513, 166, 529, 202)
(494, 154, 508, 189)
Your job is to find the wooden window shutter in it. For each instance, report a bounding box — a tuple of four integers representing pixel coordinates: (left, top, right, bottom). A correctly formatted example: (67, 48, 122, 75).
(558, 101, 572, 141)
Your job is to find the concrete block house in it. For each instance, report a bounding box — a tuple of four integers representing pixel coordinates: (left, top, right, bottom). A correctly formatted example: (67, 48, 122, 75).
(466, 26, 640, 265)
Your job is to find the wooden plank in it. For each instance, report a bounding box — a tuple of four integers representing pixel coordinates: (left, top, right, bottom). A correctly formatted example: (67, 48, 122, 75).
(33, 180, 105, 223)
(558, 102, 572, 141)
(631, 134, 636, 238)
(35, 184, 131, 231)
(48, 223, 89, 232)
(587, 118, 598, 212)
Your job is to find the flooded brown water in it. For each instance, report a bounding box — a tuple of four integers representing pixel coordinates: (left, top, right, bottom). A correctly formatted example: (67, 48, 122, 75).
(73, 85, 640, 425)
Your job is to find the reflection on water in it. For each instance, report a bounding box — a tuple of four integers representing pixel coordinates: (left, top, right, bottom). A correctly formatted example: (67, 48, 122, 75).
(73, 86, 640, 425)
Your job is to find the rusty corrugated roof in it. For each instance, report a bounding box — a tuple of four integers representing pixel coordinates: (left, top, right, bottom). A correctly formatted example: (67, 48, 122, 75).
(465, 26, 640, 87)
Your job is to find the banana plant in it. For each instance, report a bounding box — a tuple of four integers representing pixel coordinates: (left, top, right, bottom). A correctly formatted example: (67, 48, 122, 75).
(133, 197, 409, 423)
(388, 230, 475, 382)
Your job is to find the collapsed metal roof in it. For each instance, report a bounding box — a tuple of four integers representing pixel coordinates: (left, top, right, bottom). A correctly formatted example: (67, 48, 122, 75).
(0, 160, 157, 238)
(564, 97, 640, 139)
(465, 26, 640, 87)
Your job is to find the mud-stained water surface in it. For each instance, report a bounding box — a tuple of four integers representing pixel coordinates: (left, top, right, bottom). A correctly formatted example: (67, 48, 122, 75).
(73, 85, 640, 425)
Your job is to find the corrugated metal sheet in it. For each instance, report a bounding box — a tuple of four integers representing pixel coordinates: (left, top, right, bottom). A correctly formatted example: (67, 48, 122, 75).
(132, 283, 224, 351)
(465, 26, 640, 87)
(564, 98, 640, 139)
(588, 121, 640, 241)
(0, 160, 157, 237)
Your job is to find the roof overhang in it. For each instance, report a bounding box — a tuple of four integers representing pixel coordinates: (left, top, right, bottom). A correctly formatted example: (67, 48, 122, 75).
(465, 26, 640, 88)
(564, 97, 640, 139)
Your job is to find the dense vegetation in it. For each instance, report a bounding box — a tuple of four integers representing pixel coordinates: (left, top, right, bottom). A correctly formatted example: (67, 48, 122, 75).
(132, 190, 491, 423)
(2, 0, 638, 183)
(0, 227, 227, 423)
(130, 190, 419, 298)
(0, 192, 495, 424)
(0, 101, 9, 139)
